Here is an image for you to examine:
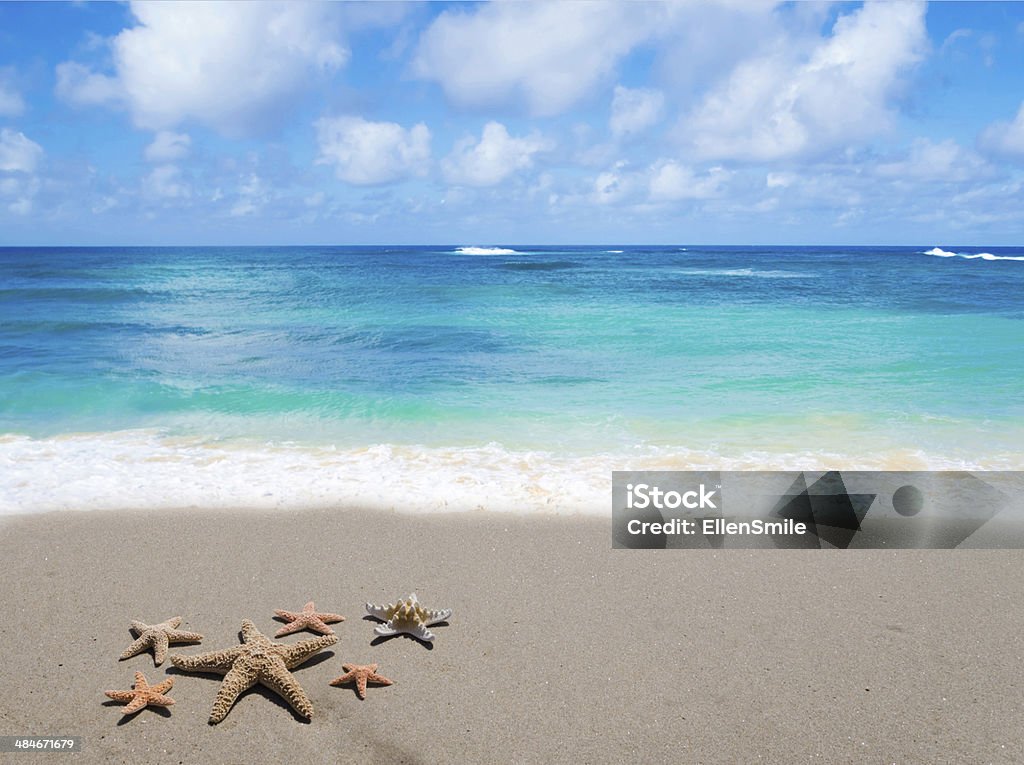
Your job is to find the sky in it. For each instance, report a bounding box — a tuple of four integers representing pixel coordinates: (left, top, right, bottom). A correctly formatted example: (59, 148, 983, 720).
(1, 0, 1023, 246)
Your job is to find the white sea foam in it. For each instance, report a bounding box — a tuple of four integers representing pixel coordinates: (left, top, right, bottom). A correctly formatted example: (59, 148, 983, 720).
(454, 246, 518, 255)
(1, 431, 1019, 517)
(676, 268, 817, 279)
(923, 247, 1024, 262)
(605, 250, 624, 254)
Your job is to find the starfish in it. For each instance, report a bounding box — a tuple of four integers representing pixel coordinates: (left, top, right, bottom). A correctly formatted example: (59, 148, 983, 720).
(105, 671, 175, 716)
(365, 592, 451, 643)
(170, 619, 336, 724)
(329, 662, 393, 699)
(273, 600, 345, 637)
(120, 617, 203, 666)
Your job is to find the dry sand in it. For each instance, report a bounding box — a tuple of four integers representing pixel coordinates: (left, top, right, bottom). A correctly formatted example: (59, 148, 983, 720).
(0, 507, 1022, 764)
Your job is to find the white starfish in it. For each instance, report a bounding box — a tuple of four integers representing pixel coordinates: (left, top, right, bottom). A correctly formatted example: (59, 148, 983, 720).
(365, 592, 451, 643)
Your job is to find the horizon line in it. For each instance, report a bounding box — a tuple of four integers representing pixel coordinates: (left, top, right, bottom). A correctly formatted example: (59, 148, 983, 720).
(0, 242, 1011, 249)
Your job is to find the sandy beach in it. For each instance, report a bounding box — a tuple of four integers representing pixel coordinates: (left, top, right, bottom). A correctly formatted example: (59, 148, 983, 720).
(0, 507, 1021, 764)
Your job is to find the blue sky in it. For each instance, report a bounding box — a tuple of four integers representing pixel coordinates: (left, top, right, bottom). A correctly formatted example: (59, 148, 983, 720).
(1, 0, 1023, 245)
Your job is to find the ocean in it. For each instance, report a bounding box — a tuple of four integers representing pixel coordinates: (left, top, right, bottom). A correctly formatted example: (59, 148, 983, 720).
(1, 244, 1022, 514)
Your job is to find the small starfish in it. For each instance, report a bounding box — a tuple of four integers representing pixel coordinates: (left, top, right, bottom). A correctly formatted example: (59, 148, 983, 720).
(105, 671, 175, 716)
(365, 592, 451, 643)
(329, 662, 393, 699)
(273, 600, 345, 637)
(170, 619, 336, 724)
(120, 617, 203, 666)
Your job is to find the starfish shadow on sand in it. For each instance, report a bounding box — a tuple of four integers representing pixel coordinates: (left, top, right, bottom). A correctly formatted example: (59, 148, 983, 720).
(362, 615, 448, 649)
(102, 700, 172, 726)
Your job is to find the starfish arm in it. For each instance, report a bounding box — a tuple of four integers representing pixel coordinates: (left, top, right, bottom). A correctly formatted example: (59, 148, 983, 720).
(132, 671, 149, 690)
(104, 690, 136, 703)
(150, 677, 174, 695)
(261, 664, 315, 719)
(161, 617, 183, 629)
(367, 671, 393, 687)
(151, 632, 170, 665)
(407, 622, 436, 642)
(274, 610, 301, 621)
(240, 619, 274, 647)
(165, 629, 204, 643)
(328, 670, 356, 687)
(373, 623, 399, 637)
(304, 617, 335, 635)
(280, 633, 337, 668)
(318, 612, 345, 623)
(170, 646, 244, 673)
(424, 608, 452, 626)
(122, 695, 150, 715)
(365, 602, 392, 621)
(129, 620, 150, 634)
(147, 693, 175, 709)
(119, 634, 153, 660)
(274, 620, 308, 638)
(209, 662, 258, 724)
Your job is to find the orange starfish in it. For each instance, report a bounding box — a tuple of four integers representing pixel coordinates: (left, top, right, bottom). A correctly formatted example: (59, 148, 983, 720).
(273, 600, 345, 637)
(105, 671, 175, 716)
(329, 662, 393, 699)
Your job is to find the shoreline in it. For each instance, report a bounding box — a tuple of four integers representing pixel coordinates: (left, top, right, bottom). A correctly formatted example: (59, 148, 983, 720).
(1, 506, 1021, 763)
(3, 430, 1023, 516)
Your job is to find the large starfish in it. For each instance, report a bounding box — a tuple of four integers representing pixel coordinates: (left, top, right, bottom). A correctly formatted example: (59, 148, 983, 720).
(329, 662, 393, 699)
(120, 616, 203, 666)
(273, 600, 345, 637)
(169, 619, 336, 724)
(365, 592, 452, 643)
(105, 671, 175, 716)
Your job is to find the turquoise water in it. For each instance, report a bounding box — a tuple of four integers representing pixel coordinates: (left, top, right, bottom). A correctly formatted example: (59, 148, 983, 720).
(1, 244, 1022, 513)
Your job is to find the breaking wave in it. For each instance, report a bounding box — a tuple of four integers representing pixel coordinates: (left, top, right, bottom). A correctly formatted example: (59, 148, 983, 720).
(675, 268, 818, 279)
(454, 246, 519, 256)
(2, 430, 1017, 517)
(923, 247, 1024, 262)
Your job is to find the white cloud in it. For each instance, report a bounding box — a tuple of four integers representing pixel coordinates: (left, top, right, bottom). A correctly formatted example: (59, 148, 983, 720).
(588, 158, 728, 206)
(57, 2, 347, 136)
(230, 174, 270, 217)
(683, 1, 927, 161)
(55, 61, 123, 107)
(648, 161, 729, 201)
(143, 164, 190, 199)
(875, 138, 993, 183)
(413, 2, 673, 116)
(442, 122, 551, 187)
(91, 196, 119, 215)
(591, 162, 637, 206)
(610, 86, 664, 138)
(0, 69, 25, 117)
(144, 131, 191, 162)
(0, 129, 43, 173)
(766, 171, 796, 188)
(0, 174, 40, 215)
(315, 116, 431, 185)
(8, 196, 32, 215)
(979, 102, 1024, 158)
